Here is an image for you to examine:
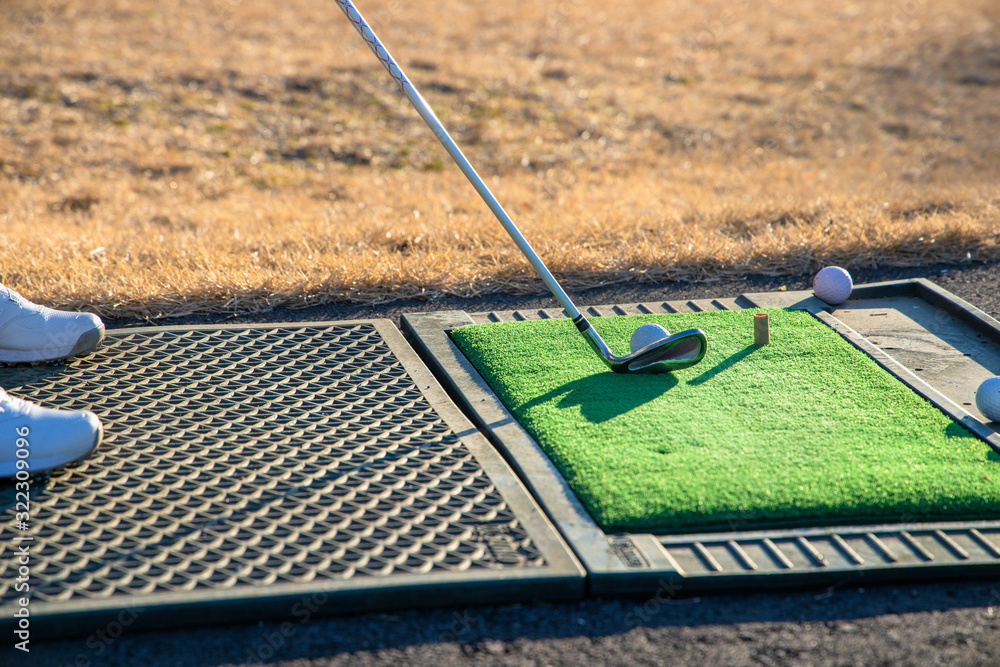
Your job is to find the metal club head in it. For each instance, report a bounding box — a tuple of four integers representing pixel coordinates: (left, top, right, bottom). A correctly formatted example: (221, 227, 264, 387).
(619, 328, 708, 373)
(575, 317, 708, 374)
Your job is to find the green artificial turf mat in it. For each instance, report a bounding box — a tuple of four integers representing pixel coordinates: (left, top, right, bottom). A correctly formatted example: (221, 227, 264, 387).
(450, 308, 1000, 533)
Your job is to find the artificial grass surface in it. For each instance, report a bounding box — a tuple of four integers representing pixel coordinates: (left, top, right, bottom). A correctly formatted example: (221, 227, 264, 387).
(451, 308, 1000, 533)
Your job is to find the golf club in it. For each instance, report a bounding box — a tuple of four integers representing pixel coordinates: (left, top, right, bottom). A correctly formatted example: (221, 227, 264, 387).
(335, 0, 707, 373)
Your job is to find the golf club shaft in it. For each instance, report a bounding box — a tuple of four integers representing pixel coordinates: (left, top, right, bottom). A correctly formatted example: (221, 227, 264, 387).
(335, 0, 584, 321)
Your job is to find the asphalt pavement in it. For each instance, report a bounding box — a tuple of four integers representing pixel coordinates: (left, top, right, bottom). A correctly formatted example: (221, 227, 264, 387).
(23, 260, 1000, 666)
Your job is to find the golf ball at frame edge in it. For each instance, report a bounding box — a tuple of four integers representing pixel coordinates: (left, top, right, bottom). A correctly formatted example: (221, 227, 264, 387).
(975, 376, 1000, 422)
(630, 323, 671, 353)
(813, 266, 853, 305)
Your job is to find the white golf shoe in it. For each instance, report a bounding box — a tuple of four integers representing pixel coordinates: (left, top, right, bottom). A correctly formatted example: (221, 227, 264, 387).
(0, 285, 105, 363)
(0, 388, 103, 477)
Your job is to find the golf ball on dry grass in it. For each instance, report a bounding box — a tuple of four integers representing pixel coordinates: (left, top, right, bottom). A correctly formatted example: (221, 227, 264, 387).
(976, 376, 1000, 422)
(630, 323, 670, 353)
(813, 266, 853, 305)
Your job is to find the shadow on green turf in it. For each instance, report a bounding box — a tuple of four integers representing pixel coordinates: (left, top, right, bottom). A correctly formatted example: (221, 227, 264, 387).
(518, 373, 679, 423)
(687, 344, 760, 386)
(515, 345, 766, 423)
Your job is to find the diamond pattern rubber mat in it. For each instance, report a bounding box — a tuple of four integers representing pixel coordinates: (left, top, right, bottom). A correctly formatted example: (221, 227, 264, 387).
(0, 321, 583, 638)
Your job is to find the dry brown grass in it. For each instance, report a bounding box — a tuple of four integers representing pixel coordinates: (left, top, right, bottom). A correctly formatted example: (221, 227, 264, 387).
(1, 0, 998, 317)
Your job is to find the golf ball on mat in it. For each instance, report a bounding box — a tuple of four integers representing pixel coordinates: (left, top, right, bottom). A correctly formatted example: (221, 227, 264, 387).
(630, 323, 670, 353)
(813, 266, 853, 305)
(976, 376, 1000, 422)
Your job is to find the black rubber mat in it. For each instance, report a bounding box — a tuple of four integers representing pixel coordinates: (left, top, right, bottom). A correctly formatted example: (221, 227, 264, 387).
(0, 321, 583, 638)
(402, 280, 1000, 594)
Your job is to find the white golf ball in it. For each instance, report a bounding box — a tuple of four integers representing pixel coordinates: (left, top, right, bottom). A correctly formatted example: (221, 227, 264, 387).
(813, 266, 853, 305)
(975, 376, 1000, 422)
(630, 323, 670, 353)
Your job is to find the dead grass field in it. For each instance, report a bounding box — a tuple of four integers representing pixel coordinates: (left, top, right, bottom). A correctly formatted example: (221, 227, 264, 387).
(1, 0, 998, 317)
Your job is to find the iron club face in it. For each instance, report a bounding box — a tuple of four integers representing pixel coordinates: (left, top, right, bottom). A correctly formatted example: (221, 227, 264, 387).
(575, 318, 708, 373)
(623, 328, 708, 373)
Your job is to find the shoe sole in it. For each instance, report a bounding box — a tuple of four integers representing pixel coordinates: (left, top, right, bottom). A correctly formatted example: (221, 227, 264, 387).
(0, 422, 102, 478)
(0, 325, 105, 364)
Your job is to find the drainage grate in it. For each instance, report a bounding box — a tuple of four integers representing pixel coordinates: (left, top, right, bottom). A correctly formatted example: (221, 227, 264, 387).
(0, 321, 583, 637)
